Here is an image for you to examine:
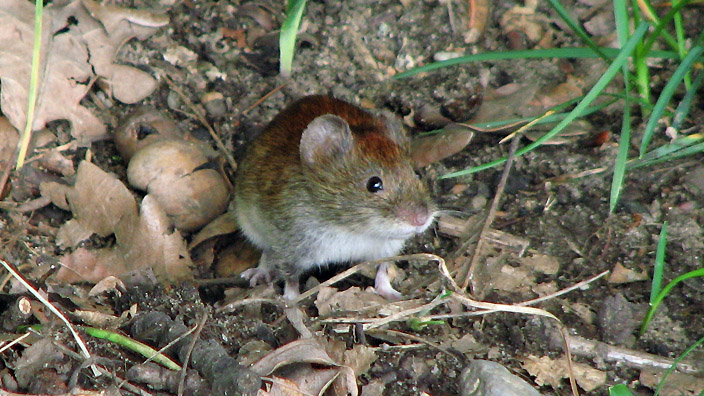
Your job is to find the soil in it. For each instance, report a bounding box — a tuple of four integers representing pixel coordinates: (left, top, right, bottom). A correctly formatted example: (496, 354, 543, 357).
(2, 0, 704, 395)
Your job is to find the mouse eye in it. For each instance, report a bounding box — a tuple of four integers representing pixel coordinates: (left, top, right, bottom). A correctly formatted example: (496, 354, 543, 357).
(366, 176, 383, 193)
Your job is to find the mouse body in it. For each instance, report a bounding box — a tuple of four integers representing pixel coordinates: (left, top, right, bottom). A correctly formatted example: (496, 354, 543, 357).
(235, 95, 436, 299)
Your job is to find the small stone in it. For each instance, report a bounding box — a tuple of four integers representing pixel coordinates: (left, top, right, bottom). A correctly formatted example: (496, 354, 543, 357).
(460, 360, 542, 396)
(202, 92, 227, 118)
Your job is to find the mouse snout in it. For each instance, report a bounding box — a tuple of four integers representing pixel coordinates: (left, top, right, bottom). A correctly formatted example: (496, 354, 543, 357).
(396, 204, 433, 228)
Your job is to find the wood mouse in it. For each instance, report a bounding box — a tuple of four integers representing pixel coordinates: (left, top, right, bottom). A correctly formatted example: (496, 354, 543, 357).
(235, 95, 436, 300)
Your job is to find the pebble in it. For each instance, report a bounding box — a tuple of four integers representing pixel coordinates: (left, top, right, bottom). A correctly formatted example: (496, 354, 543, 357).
(460, 360, 543, 396)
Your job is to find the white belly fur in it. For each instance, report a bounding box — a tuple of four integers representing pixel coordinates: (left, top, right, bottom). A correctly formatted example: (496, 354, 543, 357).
(296, 226, 407, 271)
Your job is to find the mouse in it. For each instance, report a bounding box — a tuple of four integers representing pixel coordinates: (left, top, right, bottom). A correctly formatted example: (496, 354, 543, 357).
(235, 95, 436, 300)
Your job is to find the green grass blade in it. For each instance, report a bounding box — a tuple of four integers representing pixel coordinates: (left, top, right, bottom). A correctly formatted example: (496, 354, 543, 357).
(609, 384, 634, 396)
(628, 133, 704, 170)
(654, 335, 704, 396)
(640, 267, 704, 335)
(641, 0, 693, 56)
(16, 0, 44, 170)
(637, 0, 680, 51)
(83, 326, 181, 370)
(671, 71, 704, 132)
(610, 101, 631, 212)
(394, 47, 678, 79)
(639, 46, 704, 156)
(442, 22, 650, 179)
(435, 98, 619, 176)
(609, 0, 631, 213)
(650, 222, 667, 304)
(547, 0, 609, 60)
(279, 0, 307, 77)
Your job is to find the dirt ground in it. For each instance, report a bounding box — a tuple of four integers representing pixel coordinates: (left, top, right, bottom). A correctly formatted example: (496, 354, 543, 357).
(1, 0, 704, 395)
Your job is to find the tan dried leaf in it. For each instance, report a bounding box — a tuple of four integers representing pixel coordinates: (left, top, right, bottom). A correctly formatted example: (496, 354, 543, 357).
(410, 125, 474, 168)
(522, 355, 606, 392)
(0, 116, 18, 164)
(0, 0, 166, 144)
(51, 161, 192, 283)
(251, 338, 358, 396)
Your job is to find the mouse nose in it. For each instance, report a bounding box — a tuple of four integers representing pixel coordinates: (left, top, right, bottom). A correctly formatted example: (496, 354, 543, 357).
(396, 204, 432, 228)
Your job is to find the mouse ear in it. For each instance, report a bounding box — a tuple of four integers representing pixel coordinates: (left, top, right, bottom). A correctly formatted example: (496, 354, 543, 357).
(377, 110, 410, 149)
(300, 114, 353, 165)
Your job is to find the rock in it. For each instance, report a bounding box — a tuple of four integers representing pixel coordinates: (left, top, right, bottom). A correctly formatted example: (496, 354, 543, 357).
(460, 360, 542, 396)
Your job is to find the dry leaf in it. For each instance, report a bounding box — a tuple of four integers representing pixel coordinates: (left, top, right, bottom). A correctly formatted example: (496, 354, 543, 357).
(0, 116, 18, 164)
(342, 345, 377, 377)
(640, 368, 704, 396)
(190, 208, 238, 250)
(315, 286, 388, 316)
(47, 161, 192, 283)
(608, 262, 649, 284)
(0, 0, 166, 144)
(267, 377, 304, 396)
(521, 253, 560, 275)
(522, 355, 606, 392)
(251, 338, 358, 396)
(410, 125, 474, 168)
(48, 161, 138, 246)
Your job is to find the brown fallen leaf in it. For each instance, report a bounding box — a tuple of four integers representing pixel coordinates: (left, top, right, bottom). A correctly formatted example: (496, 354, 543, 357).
(410, 125, 474, 168)
(522, 354, 606, 392)
(0, 0, 166, 144)
(0, 116, 18, 164)
(608, 262, 649, 284)
(640, 368, 704, 395)
(43, 161, 192, 283)
(251, 338, 358, 396)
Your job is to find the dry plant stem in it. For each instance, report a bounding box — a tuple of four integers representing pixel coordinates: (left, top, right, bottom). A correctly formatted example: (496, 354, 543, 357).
(162, 74, 238, 171)
(56, 343, 154, 396)
(143, 324, 196, 368)
(0, 259, 99, 377)
(368, 329, 463, 360)
(436, 255, 580, 396)
(461, 133, 521, 291)
(364, 296, 448, 331)
(292, 254, 434, 304)
(0, 332, 31, 353)
(116, 321, 200, 390)
(564, 334, 701, 374)
(178, 311, 208, 396)
(415, 269, 610, 322)
(241, 81, 289, 115)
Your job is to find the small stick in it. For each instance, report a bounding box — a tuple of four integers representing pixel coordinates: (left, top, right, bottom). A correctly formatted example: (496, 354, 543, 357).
(162, 73, 238, 172)
(242, 81, 289, 115)
(178, 311, 208, 396)
(0, 259, 99, 377)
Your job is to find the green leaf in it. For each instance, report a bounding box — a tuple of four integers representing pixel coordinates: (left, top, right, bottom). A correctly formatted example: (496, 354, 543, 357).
(650, 222, 667, 304)
(279, 0, 307, 77)
(609, 384, 634, 396)
(639, 46, 704, 156)
(394, 47, 677, 79)
(441, 22, 650, 179)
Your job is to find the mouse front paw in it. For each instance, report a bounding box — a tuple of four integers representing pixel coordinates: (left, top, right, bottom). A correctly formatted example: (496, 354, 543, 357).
(241, 267, 273, 287)
(374, 262, 403, 301)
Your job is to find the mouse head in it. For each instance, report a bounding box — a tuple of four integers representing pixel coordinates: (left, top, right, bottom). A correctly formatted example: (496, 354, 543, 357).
(299, 111, 436, 239)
